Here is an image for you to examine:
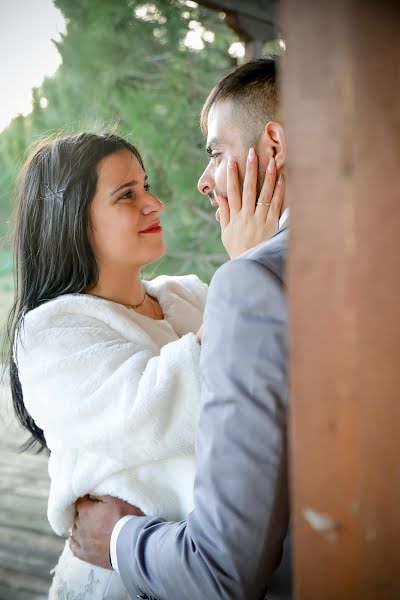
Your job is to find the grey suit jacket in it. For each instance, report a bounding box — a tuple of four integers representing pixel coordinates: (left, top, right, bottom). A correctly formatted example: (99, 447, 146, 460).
(117, 228, 290, 600)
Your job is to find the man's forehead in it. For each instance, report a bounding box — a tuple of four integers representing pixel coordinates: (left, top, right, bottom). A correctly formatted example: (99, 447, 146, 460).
(206, 100, 239, 147)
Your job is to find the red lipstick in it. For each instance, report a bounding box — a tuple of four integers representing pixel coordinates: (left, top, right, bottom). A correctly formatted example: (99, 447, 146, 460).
(139, 222, 163, 234)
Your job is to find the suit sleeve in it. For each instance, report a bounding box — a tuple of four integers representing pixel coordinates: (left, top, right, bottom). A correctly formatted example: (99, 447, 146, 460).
(116, 257, 290, 600)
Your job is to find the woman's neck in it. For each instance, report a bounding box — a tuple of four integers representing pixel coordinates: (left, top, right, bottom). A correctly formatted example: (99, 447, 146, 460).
(87, 264, 145, 308)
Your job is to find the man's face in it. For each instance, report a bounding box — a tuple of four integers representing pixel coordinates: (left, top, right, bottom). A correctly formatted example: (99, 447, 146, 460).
(197, 100, 254, 214)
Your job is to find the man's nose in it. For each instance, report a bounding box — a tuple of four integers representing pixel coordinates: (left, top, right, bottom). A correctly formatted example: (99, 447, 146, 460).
(197, 164, 214, 196)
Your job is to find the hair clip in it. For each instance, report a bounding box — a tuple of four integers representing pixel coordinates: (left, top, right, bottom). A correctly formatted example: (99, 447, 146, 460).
(39, 182, 66, 206)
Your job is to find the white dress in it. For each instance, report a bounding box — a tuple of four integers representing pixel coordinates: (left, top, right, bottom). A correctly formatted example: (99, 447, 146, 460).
(15, 275, 207, 599)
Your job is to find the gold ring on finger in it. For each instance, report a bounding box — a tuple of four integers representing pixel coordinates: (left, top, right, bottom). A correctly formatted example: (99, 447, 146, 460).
(256, 202, 272, 206)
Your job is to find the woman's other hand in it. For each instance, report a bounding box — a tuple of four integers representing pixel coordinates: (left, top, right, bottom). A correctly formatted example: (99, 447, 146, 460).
(217, 148, 285, 259)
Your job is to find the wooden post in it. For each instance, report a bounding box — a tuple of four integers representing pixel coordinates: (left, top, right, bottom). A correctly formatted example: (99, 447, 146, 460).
(282, 0, 400, 598)
(244, 39, 264, 60)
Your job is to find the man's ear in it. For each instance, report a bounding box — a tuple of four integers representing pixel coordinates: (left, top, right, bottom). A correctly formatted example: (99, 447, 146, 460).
(264, 121, 286, 170)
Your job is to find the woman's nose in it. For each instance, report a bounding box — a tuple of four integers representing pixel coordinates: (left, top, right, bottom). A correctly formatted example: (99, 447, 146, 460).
(142, 194, 164, 215)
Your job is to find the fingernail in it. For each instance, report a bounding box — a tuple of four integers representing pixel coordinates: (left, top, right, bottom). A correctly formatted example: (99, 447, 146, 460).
(248, 147, 256, 162)
(277, 172, 284, 184)
(228, 155, 235, 168)
(267, 156, 275, 172)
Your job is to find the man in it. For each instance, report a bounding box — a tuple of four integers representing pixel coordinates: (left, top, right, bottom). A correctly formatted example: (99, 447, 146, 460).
(71, 57, 291, 599)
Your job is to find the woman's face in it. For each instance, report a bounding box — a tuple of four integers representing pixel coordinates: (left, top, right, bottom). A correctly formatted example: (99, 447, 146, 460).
(89, 148, 165, 270)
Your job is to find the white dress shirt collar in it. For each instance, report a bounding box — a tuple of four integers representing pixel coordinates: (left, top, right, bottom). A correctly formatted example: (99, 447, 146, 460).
(279, 207, 290, 231)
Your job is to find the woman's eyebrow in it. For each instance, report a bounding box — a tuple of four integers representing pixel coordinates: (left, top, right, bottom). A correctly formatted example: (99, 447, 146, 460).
(111, 174, 148, 196)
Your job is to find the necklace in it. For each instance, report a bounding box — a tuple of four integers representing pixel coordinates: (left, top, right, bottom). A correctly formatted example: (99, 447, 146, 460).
(124, 288, 147, 310)
(124, 291, 162, 320)
(148, 294, 162, 320)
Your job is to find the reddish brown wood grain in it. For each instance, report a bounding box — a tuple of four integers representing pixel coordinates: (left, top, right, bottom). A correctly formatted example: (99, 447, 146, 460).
(281, 0, 400, 597)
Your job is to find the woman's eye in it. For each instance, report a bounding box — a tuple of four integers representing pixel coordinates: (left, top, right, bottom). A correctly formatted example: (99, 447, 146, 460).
(144, 183, 151, 191)
(119, 190, 134, 201)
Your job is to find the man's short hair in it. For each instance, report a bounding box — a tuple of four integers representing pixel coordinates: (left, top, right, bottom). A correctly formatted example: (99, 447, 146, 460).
(200, 56, 279, 142)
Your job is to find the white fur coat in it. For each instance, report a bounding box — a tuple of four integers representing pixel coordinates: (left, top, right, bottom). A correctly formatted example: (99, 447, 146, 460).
(15, 275, 207, 536)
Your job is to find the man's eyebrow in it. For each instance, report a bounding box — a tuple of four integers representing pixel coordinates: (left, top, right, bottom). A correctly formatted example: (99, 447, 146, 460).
(206, 138, 222, 155)
(111, 174, 148, 196)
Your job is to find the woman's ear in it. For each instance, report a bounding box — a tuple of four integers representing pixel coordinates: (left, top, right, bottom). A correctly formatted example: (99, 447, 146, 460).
(264, 121, 286, 170)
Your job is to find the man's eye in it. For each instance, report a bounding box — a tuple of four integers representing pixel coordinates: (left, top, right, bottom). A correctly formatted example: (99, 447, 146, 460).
(210, 153, 222, 163)
(144, 183, 151, 191)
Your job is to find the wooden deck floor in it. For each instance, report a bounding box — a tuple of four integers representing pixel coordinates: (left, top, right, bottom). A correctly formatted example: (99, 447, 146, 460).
(0, 376, 64, 600)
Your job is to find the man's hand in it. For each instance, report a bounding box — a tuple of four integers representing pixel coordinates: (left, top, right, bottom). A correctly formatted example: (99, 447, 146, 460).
(69, 495, 144, 569)
(217, 149, 284, 259)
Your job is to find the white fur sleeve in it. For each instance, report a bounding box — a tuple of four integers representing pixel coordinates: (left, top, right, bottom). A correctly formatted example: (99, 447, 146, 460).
(184, 274, 208, 308)
(16, 317, 201, 463)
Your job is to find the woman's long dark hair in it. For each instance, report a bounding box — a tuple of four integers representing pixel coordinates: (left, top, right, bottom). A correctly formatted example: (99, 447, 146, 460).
(2, 132, 144, 452)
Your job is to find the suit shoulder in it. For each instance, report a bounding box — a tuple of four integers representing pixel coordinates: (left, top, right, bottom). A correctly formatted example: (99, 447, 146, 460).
(209, 257, 285, 314)
(211, 255, 282, 288)
(240, 229, 288, 281)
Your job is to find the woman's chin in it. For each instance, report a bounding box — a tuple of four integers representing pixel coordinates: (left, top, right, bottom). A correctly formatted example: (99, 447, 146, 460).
(141, 246, 166, 267)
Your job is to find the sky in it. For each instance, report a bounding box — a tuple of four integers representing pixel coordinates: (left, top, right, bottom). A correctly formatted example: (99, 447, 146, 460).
(0, 0, 244, 133)
(0, 0, 66, 132)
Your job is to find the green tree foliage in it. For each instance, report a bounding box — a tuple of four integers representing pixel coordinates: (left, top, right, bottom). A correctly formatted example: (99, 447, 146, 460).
(0, 0, 240, 282)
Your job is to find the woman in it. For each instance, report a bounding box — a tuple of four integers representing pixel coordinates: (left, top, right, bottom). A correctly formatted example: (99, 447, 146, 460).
(6, 132, 282, 598)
